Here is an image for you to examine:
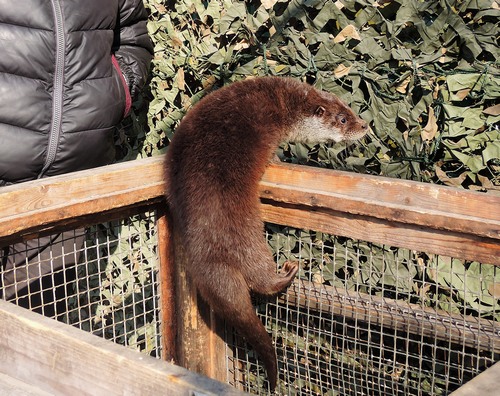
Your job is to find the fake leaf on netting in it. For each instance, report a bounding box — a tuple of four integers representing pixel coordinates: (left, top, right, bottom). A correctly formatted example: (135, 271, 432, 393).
(488, 281, 500, 300)
(435, 164, 468, 187)
(462, 108, 487, 130)
(311, 0, 348, 30)
(261, 0, 277, 9)
(482, 140, 500, 164)
(484, 103, 500, 116)
(449, 149, 485, 173)
(443, 122, 467, 139)
(334, 25, 361, 43)
(93, 303, 111, 325)
(320, 260, 346, 287)
(355, 36, 393, 65)
(465, 262, 500, 313)
(437, 293, 462, 315)
(266, 226, 301, 264)
(396, 74, 412, 94)
(218, 1, 247, 34)
(334, 64, 352, 78)
(443, 103, 470, 119)
(421, 107, 438, 142)
(313, 40, 357, 70)
(128, 323, 158, 354)
(443, 106, 489, 142)
(447, 12, 484, 59)
(384, 262, 418, 292)
(192, 0, 231, 24)
(430, 257, 498, 312)
(427, 256, 464, 287)
(446, 73, 483, 101)
(483, 74, 500, 100)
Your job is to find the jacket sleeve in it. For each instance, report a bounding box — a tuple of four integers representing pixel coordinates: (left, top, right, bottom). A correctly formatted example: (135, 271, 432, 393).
(114, 0, 154, 101)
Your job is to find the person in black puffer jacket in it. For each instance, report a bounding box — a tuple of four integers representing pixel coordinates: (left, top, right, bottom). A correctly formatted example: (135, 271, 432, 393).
(0, 0, 153, 316)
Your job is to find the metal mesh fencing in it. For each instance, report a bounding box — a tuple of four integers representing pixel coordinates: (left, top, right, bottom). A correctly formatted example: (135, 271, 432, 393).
(225, 224, 500, 395)
(2, 212, 499, 395)
(0, 211, 162, 359)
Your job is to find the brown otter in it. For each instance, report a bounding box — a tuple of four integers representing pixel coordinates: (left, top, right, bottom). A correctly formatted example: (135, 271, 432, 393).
(165, 76, 368, 390)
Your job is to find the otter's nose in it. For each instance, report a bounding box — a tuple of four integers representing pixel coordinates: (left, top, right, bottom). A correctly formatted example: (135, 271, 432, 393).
(361, 121, 368, 130)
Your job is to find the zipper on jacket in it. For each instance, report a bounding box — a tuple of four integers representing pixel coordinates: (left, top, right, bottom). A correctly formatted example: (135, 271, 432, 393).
(38, 0, 65, 178)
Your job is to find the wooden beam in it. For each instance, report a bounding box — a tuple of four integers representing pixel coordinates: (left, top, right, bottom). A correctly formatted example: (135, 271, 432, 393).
(157, 206, 177, 363)
(260, 202, 500, 265)
(173, 231, 228, 384)
(0, 300, 245, 395)
(260, 163, 500, 241)
(0, 156, 499, 265)
(0, 372, 52, 396)
(0, 156, 166, 240)
(1, 157, 499, 392)
(283, 279, 500, 353)
(450, 361, 500, 396)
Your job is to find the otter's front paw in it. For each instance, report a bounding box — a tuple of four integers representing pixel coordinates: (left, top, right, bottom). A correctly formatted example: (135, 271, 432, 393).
(280, 261, 299, 281)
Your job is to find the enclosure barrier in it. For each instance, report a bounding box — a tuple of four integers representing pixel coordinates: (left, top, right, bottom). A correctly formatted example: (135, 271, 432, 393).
(0, 299, 243, 395)
(0, 155, 499, 395)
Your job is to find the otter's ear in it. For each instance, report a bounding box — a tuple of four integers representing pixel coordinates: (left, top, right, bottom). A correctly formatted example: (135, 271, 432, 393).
(315, 106, 325, 116)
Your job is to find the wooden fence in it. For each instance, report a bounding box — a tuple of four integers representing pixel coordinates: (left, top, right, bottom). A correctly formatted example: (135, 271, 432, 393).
(0, 155, 499, 394)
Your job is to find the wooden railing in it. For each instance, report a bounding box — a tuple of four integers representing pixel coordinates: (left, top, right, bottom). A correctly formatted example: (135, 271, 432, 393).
(2, 155, 498, 260)
(1, 155, 499, 393)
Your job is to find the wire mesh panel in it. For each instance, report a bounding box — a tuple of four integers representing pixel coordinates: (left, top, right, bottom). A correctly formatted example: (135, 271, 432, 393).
(0, 211, 162, 359)
(225, 224, 500, 395)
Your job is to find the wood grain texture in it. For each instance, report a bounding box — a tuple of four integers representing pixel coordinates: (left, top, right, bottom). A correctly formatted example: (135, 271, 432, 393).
(449, 361, 500, 396)
(157, 207, 177, 362)
(0, 155, 498, 265)
(261, 163, 500, 240)
(260, 202, 500, 265)
(173, 230, 228, 383)
(0, 300, 245, 396)
(0, 372, 53, 396)
(283, 279, 500, 353)
(0, 156, 166, 240)
(1, 157, 499, 393)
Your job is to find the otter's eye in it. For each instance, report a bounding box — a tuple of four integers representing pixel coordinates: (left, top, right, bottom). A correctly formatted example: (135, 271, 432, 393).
(340, 117, 347, 124)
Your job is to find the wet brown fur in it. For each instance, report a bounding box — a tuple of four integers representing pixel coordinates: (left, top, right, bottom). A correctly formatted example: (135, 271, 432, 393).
(165, 77, 367, 390)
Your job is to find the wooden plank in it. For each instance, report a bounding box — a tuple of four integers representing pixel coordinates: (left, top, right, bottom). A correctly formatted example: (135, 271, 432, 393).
(283, 279, 500, 353)
(157, 206, 177, 362)
(260, 202, 500, 265)
(173, 230, 228, 383)
(1, 158, 498, 393)
(450, 361, 500, 396)
(0, 373, 52, 396)
(0, 156, 166, 240)
(0, 300, 245, 396)
(0, 204, 158, 247)
(261, 163, 500, 241)
(0, 156, 499, 265)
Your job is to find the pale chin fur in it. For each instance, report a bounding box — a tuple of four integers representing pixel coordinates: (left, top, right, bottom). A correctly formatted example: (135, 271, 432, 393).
(287, 116, 344, 144)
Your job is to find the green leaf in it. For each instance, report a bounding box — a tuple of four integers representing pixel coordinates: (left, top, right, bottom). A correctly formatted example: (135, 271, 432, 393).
(450, 150, 485, 173)
(482, 141, 500, 164)
(461, 107, 486, 129)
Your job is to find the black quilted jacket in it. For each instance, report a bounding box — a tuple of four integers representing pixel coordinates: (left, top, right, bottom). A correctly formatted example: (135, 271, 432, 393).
(0, 0, 153, 185)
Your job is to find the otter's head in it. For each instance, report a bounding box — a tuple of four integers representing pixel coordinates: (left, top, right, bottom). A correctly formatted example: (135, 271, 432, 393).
(287, 88, 369, 144)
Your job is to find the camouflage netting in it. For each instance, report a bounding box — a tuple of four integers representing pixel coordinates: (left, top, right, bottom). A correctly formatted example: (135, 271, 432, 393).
(110, 1, 500, 392)
(134, 0, 499, 190)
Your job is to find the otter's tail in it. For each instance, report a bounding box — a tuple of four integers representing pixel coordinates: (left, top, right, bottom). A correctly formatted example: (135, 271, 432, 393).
(194, 265, 279, 391)
(230, 297, 279, 391)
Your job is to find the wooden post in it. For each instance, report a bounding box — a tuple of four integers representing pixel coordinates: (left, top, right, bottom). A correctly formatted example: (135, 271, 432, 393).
(173, 229, 228, 383)
(157, 205, 177, 362)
